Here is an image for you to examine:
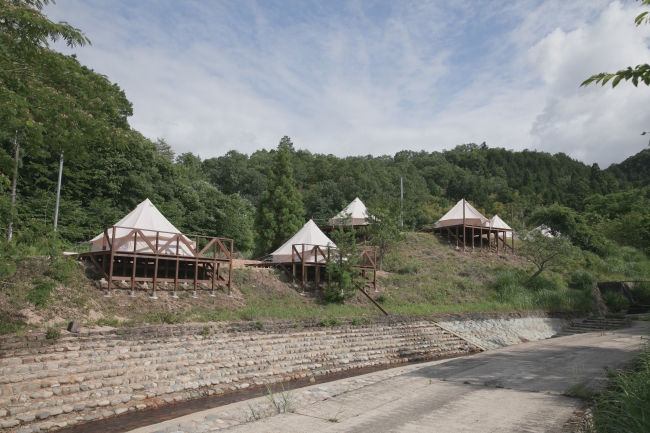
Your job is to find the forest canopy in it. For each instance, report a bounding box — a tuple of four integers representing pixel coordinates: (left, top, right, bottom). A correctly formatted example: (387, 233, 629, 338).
(1, 0, 649, 259)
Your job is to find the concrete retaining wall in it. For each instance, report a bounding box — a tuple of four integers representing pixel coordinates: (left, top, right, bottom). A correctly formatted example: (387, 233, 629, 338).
(440, 312, 575, 349)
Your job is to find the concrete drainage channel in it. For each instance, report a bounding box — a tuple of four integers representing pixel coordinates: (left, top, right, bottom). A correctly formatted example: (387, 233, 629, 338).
(0, 312, 585, 433)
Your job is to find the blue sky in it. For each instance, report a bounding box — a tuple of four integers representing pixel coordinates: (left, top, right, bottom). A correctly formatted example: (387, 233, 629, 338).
(46, 0, 650, 166)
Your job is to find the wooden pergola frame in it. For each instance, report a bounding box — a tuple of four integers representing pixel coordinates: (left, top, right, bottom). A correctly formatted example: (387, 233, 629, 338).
(79, 226, 234, 297)
(423, 199, 515, 254)
(246, 244, 378, 294)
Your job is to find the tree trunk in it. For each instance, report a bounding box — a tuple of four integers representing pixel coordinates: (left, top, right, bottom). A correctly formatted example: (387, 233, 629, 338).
(527, 267, 544, 284)
(7, 133, 19, 242)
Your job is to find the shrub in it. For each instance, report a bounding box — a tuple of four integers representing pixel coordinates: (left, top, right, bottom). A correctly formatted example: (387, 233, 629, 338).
(631, 281, 650, 305)
(569, 270, 597, 291)
(602, 292, 631, 312)
(253, 321, 264, 330)
(376, 294, 388, 304)
(45, 328, 61, 340)
(197, 325, 211, 336)
(26, 279, 56, 308)
(351, 318, 361, 325)
(322, 285, 347, 303)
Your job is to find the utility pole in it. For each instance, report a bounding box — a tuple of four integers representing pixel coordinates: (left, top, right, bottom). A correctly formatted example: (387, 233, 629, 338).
(400, 177, 403, 230)
(53, 152, 63, 232)
(7, 132, 19, 242)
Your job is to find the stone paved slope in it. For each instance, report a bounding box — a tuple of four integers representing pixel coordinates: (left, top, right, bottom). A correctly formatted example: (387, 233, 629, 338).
(0, 320, 478, 432)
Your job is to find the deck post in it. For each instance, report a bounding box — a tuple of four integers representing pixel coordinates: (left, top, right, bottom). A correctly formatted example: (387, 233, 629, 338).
(130, 231, 137, 295)
(228, 239, 233, 297)
(173, 257, 179, 298)
(192, 259, 198, 298)
(107, 227, 116, 297)
(301, 244, 307, 292)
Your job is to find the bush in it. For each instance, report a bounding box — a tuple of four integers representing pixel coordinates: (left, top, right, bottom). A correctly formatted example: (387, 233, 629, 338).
(253, 321, 264, 330)
(45, 328, 61, 340)
(26, 279, 56, 308)
(602, 292, 631, 312)
(197, 325, 211, 336)
(322, 285, 347, 303)
(376, 294, 388, 304)
(569, 270, 597, 291)
(631, 282, 650, 305)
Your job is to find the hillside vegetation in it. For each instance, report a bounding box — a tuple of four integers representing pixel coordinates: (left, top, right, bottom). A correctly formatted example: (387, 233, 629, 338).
(2, 1, 650, 336)
(3, 232, 649, 335)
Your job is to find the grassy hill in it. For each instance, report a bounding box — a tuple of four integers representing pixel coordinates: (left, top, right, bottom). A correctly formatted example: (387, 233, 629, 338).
(2, 232, 649, 335)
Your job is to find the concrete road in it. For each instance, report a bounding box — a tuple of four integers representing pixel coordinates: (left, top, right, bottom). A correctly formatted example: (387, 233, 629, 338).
(226, 321, 649, 433)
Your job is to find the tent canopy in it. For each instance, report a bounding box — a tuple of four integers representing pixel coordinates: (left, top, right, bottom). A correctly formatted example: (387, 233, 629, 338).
(490, 215, 513, 238)
(90, 198, 194, 256)
(271, 219, 336, 263)
(329, 197, 371, 226)
(435, 199, 488, 228)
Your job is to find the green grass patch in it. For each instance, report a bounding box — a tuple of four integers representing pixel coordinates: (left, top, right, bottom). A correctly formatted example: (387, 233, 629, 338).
(590, 344, 650, 432)
(26, 279, 57, 308)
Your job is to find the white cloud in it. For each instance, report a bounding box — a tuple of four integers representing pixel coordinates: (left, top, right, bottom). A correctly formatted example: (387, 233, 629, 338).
(44, 0, 650, 166)
(528, 1, 650, 165)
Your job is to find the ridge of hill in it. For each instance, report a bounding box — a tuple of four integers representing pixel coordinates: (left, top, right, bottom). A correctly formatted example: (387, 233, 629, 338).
(607, 147, 650, 188)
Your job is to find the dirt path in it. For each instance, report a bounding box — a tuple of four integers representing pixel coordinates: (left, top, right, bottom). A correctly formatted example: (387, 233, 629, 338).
(131, 321, 649, 433)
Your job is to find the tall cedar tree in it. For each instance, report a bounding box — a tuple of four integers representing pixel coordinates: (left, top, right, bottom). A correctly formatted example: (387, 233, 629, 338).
(254, 136, 304, 255)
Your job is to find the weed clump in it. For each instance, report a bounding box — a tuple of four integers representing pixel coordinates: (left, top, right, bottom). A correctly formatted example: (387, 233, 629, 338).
(198, 325, 211, 336)
(26, 279, 56, 308)
(45, 327, 60, 340)
(320, 317, 342, 327)
(590, 345, 650, 432)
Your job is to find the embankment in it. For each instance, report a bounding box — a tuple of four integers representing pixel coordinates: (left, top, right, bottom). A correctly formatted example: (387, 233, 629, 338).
(0, 312, 576, 432)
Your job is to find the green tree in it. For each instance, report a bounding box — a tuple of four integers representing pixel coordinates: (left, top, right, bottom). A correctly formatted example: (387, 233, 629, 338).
(1, 0, 131, 240)
(528, 204, 611, 256)
(518, 230, 577, 283)
(363, 202, 403, 270)
(324, 225, 362, 303)
(254, 136, 304, 256)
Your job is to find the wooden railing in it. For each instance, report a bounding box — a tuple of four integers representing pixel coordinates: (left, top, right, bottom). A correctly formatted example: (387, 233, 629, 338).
(290, 243, 332, 264)
(98, 226, 233, 260)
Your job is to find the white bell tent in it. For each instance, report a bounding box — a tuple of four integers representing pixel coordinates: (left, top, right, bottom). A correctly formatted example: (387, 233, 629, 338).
(489, 215, 513, 238)
(435, 199, 488, 228)
(329, 197, 371, 226)
(271, 220, 336, 263)
(90, 198, 195, 256)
